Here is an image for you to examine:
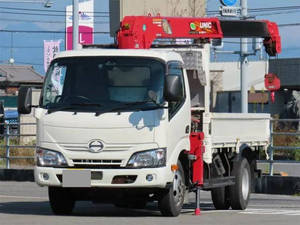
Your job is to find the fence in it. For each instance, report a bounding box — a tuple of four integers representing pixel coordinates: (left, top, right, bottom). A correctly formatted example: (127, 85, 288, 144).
(0, 122, 36, 169)
(1, 118, 300, 173)
(266, 118, 300, 176)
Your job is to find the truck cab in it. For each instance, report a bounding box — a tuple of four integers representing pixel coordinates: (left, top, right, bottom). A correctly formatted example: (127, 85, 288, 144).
(19, 48, 194, 216)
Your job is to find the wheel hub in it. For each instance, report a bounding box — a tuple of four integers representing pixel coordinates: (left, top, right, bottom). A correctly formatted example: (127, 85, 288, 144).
(173, 170, 185, 206)
(242, 168, 250, 200)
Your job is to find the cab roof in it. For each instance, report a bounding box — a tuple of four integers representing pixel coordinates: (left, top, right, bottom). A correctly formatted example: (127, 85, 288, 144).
(55, 49, 183, 63)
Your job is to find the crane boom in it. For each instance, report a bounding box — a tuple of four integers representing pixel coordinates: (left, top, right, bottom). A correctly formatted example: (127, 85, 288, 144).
(117, 16, 281, 56)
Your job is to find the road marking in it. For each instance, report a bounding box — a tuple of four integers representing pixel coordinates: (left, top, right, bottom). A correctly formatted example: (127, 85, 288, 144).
(182, 207, 300, 216)
(250, 204, 300, 208)
(181, 208, 236, 214)
(241, 209, 300, 216)
(0, 195, 47, 200)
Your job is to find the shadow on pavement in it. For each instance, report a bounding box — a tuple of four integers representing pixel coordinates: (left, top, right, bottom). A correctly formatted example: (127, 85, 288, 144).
(0, 201, 52, 216)
(0, 201, 215, 217)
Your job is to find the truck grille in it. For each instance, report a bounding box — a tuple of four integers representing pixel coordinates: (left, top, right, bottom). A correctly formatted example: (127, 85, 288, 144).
(72, 159, 123, 169)
(62, 144, 132, 152)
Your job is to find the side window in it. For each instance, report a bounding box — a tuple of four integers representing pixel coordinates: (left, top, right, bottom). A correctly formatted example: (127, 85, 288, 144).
(42, 64, 67, 106)
(167, 62, 185, 118)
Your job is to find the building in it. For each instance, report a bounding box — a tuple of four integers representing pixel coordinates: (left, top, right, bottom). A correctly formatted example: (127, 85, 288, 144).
(0, 64, 44, 107)
(210, 61, 269, 113)
(269, 58, 300, 120)
(0, 64, 43, 143)
(109, 0, 206, 36)
(211, 58, 300, 118)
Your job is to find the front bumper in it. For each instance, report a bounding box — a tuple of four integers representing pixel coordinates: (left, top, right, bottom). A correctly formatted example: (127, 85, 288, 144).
(35, 166, 173, 188)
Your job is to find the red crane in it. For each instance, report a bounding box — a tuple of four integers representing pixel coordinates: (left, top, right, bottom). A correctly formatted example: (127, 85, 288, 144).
(117, 16, 281, 56)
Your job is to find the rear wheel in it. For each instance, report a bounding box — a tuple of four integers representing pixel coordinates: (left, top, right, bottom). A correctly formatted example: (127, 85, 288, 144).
(229, 158, 251, 210)
(211, 186, 231, 210)
(158, 161, 186, 217)
(48, 187, 75, 215)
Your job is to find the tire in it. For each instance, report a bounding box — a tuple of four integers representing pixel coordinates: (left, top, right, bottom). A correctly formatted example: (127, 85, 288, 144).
(211, 186, 231, 210)
(158, 161, 186, 217)
(250, 160, 257, 192)
(48, 187, 75, 215)
(229, 158, 251, 210)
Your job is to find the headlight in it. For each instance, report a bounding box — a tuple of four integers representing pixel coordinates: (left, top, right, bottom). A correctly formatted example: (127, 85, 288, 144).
(36, 148, 67, 167)
(126, 148, 166, 168)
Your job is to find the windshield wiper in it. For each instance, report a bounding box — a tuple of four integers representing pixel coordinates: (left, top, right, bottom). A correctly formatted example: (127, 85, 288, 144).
(47, 102, 102, 114)
(94, 100, 166, 116)
(71, 102, 102, 107)
(47, 105, 75, 114)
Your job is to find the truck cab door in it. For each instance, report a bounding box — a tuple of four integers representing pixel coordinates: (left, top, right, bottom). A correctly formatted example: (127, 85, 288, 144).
(166, 61, 191, 163)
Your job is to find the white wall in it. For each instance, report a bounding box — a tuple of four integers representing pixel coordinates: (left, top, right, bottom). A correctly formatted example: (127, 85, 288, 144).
(210, 61, 268, 92)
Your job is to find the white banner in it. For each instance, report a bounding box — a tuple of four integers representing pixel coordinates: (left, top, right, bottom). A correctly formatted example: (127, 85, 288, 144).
(44, 40, 61, 73)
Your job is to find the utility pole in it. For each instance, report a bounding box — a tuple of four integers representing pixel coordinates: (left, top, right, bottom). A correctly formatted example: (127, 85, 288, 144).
(240, 0, 248, 113)
(73, 0, 79, 50)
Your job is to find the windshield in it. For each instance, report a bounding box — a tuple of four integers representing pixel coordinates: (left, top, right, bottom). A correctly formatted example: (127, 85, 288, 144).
(41, 56, 165, 113)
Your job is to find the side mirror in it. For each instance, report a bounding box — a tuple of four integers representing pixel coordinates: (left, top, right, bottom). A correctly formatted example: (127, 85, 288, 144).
(164, 75, 183, 102)
(18, 86, 32, 114)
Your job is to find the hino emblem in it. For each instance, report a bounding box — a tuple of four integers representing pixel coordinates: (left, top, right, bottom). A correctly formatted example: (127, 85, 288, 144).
(88, 140, 104, 153)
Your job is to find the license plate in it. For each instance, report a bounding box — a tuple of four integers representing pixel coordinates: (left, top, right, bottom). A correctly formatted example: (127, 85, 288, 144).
(62, 169, 91, 187)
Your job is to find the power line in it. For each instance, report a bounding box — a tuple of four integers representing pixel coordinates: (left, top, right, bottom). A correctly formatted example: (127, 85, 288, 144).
(0, 29, 109, 34)
(249, 6, 300, 12)
(279, 23, 300, 27)
(253, 10, 300, 17)
(0, 45, 43, 48)
(15, 61, 43, 66)
(207, 5, 300, 15)
(0, 60, 43, 66)
(208, 5, 300, 13)
(0, 6, 109, 14)
(0, 17, 108, 24)
(0, 10, 109, 17)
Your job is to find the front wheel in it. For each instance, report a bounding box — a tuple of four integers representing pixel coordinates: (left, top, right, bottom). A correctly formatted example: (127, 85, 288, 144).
(229, 158, 251, 210)
(158, 161, 186, 217)
(48, 187, 75, 215)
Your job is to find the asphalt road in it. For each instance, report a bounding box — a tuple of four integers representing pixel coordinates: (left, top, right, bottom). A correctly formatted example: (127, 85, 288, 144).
(0, 182, 300, 225)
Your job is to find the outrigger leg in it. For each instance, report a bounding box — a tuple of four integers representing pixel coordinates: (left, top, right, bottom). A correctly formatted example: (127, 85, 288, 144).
(195, 186, 201, 215)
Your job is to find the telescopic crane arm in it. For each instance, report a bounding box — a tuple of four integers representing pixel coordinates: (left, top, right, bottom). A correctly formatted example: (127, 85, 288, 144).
(117, 16, 281, 56)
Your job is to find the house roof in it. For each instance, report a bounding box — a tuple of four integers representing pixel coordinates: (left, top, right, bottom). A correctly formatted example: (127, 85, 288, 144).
(0, 64, 44, 84)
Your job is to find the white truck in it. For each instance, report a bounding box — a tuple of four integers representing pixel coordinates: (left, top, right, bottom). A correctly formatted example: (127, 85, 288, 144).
(18, 16, 281, 216)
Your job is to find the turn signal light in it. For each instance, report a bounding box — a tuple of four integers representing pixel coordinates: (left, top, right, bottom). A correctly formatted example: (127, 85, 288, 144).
(171, 164, 179, 171)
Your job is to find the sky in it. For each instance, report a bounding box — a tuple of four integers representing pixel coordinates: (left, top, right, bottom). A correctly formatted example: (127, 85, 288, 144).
(207, 0, 300, 61)
(0, 0, 111, 75)
(0, 0, 299, 75)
